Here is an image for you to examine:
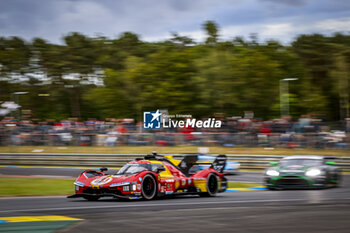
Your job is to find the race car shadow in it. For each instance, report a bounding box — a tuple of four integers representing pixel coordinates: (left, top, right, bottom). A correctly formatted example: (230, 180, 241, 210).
(69, 194, 225, 202)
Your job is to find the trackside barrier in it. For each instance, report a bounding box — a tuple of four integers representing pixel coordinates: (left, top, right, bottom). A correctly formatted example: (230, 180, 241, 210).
(0, 153, 349, 172)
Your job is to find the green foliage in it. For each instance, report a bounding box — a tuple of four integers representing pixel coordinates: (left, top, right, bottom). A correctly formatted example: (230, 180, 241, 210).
(0, 23, 350, 121)
(203, 21, 219, 45)
(85, 68, 140, 118)
(0, 37, 30, 75)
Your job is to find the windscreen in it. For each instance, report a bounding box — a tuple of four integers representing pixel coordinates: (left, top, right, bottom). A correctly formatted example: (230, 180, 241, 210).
(117, 164, 150, 175)
(281, 159, 322, 167)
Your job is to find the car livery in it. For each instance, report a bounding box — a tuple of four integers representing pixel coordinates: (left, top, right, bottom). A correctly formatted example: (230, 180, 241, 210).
(264, 155, 341, 190)
(166, 154, 240, 175)
(68, 153, 227, 201)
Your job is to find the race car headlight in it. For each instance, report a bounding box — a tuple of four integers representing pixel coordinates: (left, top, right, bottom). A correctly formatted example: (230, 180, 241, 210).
(74, 181, 85, 187)
(305, 168, 321, 177)
(130, 182, 137, 191)
(266, 169, 279, 177)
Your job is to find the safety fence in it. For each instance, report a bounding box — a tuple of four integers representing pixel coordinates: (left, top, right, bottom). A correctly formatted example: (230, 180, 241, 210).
(1, 153, 349, 172)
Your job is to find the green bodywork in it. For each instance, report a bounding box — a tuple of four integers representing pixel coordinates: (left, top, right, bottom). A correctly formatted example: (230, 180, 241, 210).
(268, 174, 315, 187)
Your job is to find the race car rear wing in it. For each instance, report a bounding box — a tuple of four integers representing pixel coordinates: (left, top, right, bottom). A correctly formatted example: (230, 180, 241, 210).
(143, 152, 228, 175)
(164, 154, 228, 175)
(210, 154, 227, 173)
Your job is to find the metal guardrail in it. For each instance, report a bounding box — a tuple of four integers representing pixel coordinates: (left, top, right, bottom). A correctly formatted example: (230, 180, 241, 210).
(1, 153, 350, 172)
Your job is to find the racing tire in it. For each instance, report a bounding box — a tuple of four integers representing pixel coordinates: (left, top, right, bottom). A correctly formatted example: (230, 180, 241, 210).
(200, 173, 218, 197)
(141, 174, 157, 200)
(84, 196, 100, 201)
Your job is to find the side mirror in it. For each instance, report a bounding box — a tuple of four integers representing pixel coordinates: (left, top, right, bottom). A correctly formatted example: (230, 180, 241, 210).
(326, 161, 335, 165)
(270, 162, 279, 166)
(156, 167, 166, 173)
(100, 167, 108, 172)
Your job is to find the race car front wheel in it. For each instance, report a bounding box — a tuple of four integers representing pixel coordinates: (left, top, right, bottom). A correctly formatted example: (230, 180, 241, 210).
(200, 173, 218, 197)
(141, 174, 157, 200)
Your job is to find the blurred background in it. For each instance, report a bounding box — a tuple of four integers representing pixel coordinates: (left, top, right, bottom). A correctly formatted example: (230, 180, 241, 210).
(1, 2, 350, 232)
(0, 0, 349, 150)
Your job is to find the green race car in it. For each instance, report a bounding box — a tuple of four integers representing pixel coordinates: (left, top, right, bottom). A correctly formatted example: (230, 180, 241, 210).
(264, 155, 341, 190)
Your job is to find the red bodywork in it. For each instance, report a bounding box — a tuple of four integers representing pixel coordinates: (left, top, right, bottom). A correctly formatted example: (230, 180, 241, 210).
(68, 157, 227, 200)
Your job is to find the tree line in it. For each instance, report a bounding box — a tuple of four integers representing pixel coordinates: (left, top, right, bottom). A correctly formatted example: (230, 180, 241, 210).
(0, 21, 349, 121)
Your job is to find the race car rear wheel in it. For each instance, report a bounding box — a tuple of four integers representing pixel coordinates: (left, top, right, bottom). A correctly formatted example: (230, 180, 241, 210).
(200, 173, 218, 197)
(141, 174, 157, 200)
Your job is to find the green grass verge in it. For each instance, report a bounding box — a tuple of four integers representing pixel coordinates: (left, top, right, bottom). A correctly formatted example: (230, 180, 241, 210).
(0, 178, 74, 197)
(0, 178, 259, 197)
(1, 146, 349, 156)
(227, 181, 259, 188)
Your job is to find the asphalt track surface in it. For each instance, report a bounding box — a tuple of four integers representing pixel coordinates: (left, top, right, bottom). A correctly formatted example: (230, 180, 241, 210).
(0, 167, 350, 232)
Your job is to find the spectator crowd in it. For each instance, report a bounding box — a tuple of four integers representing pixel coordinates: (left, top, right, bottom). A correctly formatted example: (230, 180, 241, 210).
(0, 116, 349, 149)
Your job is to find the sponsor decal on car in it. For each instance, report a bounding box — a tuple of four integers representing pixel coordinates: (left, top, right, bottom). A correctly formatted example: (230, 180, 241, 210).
(109, 181, 130, 187)
(91, 176, 112, 186)
(175, 180, 180, 189)
(194, 177, 206, 180)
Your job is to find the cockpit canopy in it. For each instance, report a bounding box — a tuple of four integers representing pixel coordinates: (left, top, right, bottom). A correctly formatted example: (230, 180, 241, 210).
(117, 163, 165, 175)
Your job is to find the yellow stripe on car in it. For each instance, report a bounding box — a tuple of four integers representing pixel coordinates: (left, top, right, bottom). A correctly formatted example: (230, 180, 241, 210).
(148, 160, 174, 178)
(163, 155, 182, 166)
(193, 179, 207, 192)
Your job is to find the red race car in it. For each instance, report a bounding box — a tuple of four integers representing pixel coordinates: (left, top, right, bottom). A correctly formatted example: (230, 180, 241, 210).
(67, 153, 227, 200)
